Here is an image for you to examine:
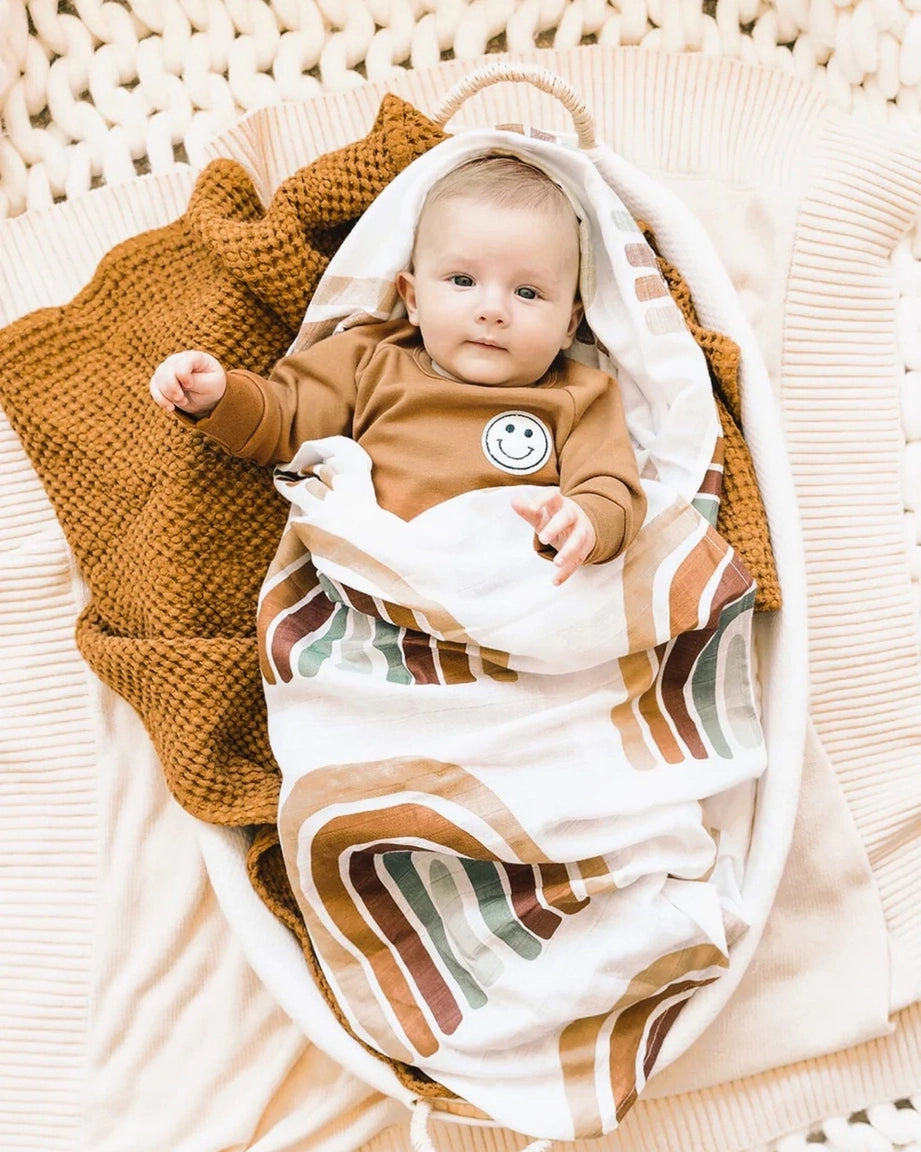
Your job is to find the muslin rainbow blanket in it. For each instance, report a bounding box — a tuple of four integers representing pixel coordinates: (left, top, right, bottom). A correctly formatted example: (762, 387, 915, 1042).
(259, 130, 768, 1140)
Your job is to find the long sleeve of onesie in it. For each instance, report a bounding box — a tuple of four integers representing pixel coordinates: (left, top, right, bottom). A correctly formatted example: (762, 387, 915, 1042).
(182, 324, 380, 466)
(558, 376, 646, 564)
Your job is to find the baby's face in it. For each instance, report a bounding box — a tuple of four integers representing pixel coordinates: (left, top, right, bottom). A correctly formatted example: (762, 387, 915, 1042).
(396, 195, 581, 388)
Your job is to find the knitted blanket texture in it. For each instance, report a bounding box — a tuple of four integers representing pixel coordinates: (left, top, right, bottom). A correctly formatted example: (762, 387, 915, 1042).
(0, 94, 777, 952)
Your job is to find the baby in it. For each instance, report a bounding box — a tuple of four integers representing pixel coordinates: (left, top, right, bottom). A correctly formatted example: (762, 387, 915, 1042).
(150, 155, 646, 583)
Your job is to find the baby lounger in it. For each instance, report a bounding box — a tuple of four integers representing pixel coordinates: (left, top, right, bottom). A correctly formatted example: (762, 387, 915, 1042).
(196, 62, 807, 1143)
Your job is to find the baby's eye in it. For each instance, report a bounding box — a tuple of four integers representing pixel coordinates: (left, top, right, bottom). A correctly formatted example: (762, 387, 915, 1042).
(516, 286, 540, 300)
(450, 274, 474, 287)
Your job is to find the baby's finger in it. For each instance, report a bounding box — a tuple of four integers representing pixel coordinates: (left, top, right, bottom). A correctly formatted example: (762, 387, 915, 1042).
(511, 494, 541, 530)
(552, 533, 592, 585)
(536, 490, 563, 521)
(153, 371, 188, 410)
(150, 380, 174, 411)
(538, 505, 576, 547)
(513, 493, 557, 534)
(552, 551, 580, 585)
(179, 363, 208, 389)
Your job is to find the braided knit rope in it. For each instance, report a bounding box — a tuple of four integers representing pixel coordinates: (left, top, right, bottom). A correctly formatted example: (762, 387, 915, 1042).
(757, 1097, 921, 1152)
(0, 6, 919, 1149)
(3, 0, 921, 220)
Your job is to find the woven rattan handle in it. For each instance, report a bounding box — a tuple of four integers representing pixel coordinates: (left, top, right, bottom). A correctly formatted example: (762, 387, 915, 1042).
(432, 62, 597, 150)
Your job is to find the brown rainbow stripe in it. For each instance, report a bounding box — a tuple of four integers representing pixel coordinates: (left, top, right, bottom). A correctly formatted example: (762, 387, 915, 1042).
(559, 942, 727, 1135)
(265, 583, 335, 685)
(621, 502, 707, 655)
(504, 861, 564, 939)
(693, 437, 725, 526)
(257, 546, 323, 684)
(610, 649, 661, 772)
(294, 889, 417, 1066)
(637, 646, 686, 766)
(537, 862, 592, 915)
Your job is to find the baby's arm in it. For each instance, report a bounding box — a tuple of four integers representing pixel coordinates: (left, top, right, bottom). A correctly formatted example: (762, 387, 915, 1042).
(149, 350, 227, 416)
(148, 326, 381, 465)
(512, 490, 596, 585)
(556, 373, 647, 564)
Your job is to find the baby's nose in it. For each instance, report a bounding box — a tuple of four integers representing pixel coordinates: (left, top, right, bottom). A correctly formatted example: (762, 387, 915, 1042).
(477, 288, 508, 322)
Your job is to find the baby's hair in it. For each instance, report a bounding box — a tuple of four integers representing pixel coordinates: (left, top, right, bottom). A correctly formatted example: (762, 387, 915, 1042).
(421, 154, 574, 221)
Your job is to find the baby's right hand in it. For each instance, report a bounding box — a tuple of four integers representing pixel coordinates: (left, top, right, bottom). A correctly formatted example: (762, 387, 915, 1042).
(149, 350, 227, 415)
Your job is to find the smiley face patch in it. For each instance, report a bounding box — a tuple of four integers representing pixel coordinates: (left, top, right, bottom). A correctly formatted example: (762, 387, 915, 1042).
(481, 411, 552, 475)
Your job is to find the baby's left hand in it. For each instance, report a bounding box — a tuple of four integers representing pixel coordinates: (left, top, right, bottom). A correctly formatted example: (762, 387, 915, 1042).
(512, 491, 596, 585)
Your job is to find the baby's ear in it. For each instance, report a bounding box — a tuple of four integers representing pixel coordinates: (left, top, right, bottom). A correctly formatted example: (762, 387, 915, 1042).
(395, 271, 419, 325)
(562, 299, 584, 348)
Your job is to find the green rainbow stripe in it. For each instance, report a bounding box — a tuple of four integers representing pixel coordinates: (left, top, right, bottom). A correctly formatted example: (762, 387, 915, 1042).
(428, 859, 505, 987)
(460, 859, 543, 960)
(690, 587, 756, 757)
(383, 852, 487, 1008)
(298, 601, 348, 678)
(372, 617, 414, 684)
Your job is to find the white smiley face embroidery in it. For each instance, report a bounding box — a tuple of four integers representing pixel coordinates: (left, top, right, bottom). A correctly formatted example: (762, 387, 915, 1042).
(481, 411, 552, 475)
